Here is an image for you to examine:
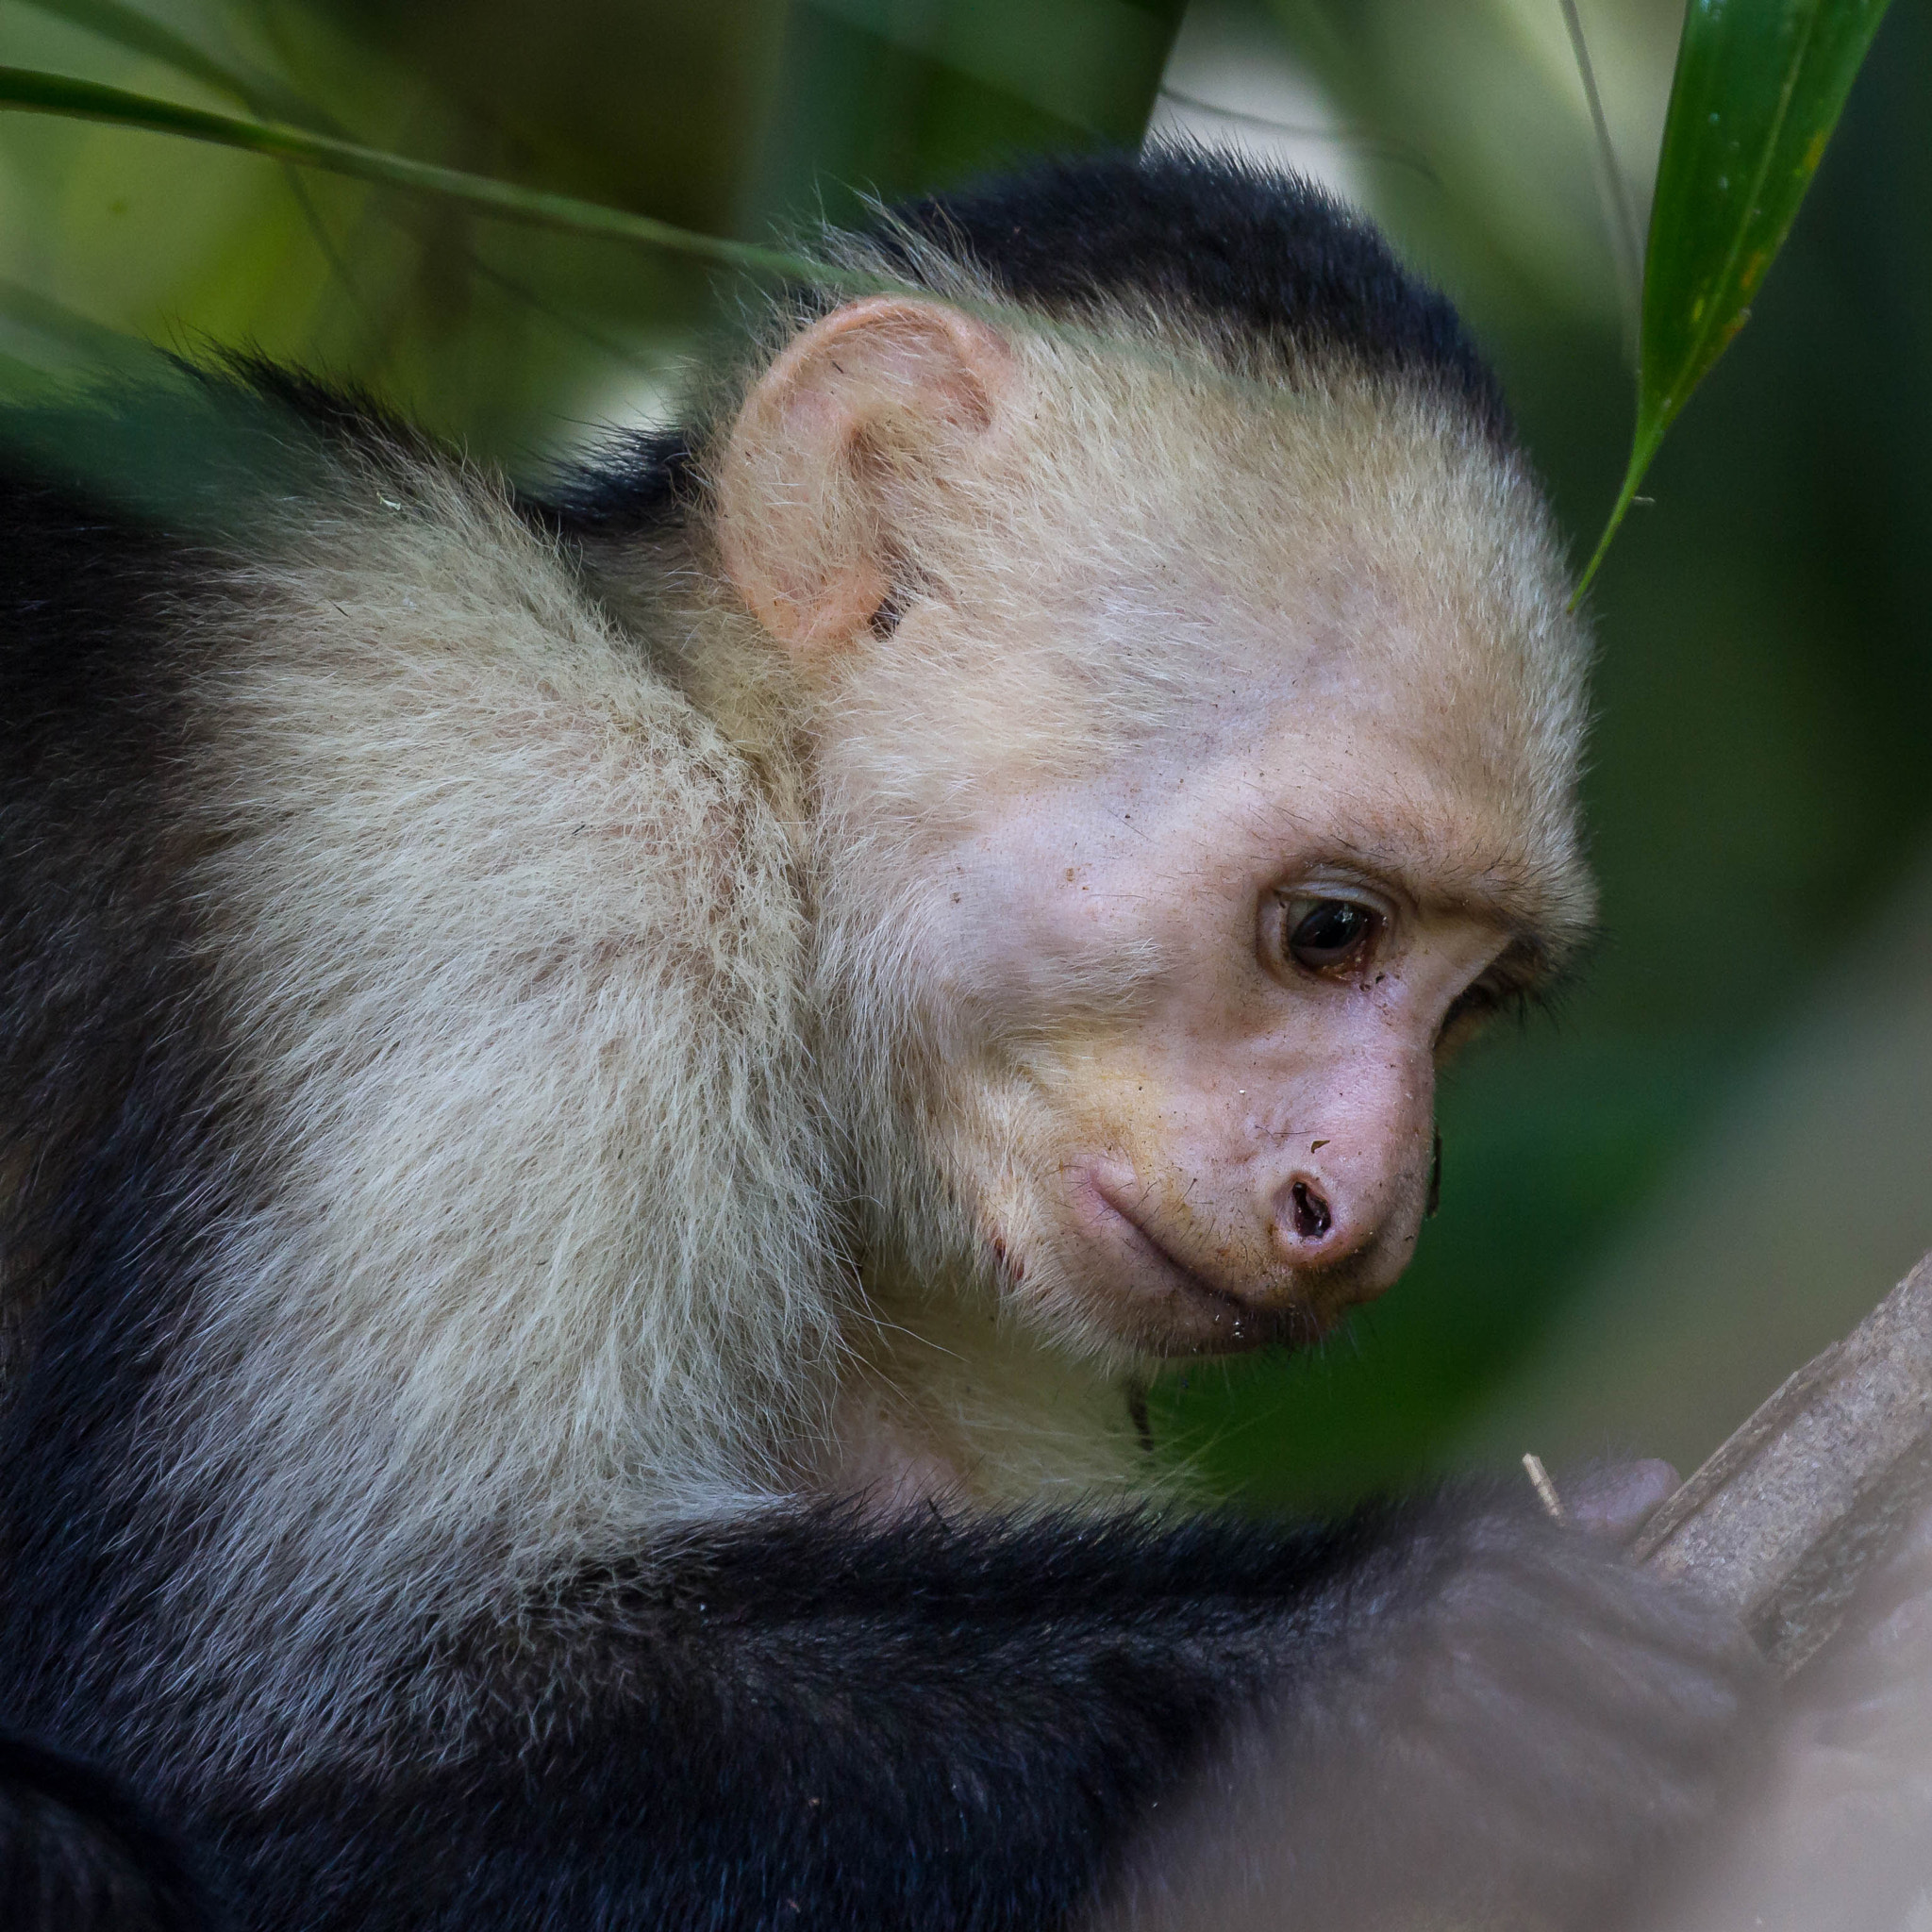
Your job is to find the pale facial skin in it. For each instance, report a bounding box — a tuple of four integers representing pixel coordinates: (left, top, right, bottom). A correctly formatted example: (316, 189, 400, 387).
(912, 684, 1557, 1363)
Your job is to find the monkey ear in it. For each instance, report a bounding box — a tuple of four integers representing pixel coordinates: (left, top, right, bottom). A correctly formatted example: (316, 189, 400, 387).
(715, 296, 1011, 652)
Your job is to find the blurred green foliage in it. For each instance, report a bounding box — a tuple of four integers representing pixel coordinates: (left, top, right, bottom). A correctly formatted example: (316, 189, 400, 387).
(0, 0, 1183, 450)
(0, 0, 1924, 1513)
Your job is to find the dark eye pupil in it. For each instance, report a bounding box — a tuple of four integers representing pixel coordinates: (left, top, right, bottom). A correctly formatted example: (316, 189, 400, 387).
(1290, 900, 1371, 969)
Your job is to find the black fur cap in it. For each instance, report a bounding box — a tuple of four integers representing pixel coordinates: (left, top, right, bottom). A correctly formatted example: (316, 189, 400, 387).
(884, 146, 1507, 431)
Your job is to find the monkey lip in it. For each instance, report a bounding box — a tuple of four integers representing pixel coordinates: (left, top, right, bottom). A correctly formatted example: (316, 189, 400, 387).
(1084, 1175, 1323, 1356)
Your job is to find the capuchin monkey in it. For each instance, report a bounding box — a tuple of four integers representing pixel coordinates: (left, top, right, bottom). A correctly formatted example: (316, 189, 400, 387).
(0, 151, 1769, 1931)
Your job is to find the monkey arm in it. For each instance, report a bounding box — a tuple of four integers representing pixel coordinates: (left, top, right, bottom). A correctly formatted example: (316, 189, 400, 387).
(1094, 1500, 1768, 1932)
(190, 1507, 1371, 1932)
(166, 1500, 1760, 1932)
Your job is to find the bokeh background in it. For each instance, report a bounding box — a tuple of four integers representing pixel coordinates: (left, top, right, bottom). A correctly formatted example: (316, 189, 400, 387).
(2, 0, 1926, 1512)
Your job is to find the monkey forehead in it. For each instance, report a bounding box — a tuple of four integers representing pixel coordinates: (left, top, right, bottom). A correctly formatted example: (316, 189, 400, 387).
(967, 335, 1585, 741)
(800, 320, 1591, 955)
(958, 354, 1587, 862)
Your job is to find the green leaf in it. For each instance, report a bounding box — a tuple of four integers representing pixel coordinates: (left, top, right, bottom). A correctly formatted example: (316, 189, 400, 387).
(0, 274, 172, 400)
(1574, 0, 1893, 602)
(19, 0, 340, 132)
(797, 0, 1178, 140)
(0, 274, 160, 365)
(0, 66, 831, 284)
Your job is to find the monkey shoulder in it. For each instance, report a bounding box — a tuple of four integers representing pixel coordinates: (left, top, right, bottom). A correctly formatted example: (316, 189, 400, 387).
(0, 375, 821, 1534)
(0, 371, 799, 1074)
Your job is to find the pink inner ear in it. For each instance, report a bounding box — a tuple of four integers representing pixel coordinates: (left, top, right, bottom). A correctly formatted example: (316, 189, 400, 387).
(851, 318, 1002, 437)
(716, 297, 1010, 654)
(773, 559, 891, 652)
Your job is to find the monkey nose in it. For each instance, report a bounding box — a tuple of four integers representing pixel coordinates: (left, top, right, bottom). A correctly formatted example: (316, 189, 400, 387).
(1287, 1178, 1330, 1241)
(1269, 1173, 1357, 1267)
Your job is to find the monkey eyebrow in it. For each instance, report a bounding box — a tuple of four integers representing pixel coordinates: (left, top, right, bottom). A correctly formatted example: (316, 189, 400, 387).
(1313, 832, 1596, 962)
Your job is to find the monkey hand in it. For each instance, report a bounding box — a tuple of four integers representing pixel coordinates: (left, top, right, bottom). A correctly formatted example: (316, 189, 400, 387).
(1094, 1488, 1771, 1932)
(1563, 1455, 1682, 1545)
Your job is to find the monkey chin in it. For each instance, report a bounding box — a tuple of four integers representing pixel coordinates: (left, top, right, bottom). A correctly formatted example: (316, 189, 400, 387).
(1126, 1291, 1335, 1361)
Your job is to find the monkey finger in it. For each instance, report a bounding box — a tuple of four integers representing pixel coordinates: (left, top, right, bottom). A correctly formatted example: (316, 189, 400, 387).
(1562, 1457, 1680, 1545)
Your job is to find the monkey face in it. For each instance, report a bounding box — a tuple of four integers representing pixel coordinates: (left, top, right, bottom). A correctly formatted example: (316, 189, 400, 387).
(895, 692, 1573, 1363)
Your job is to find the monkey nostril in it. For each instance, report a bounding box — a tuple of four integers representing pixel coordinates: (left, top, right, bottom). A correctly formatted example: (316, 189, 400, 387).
(1288, 1179, 1332, 1242)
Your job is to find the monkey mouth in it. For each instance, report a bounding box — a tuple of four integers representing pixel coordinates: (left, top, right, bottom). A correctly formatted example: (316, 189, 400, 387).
(1084, 1177, 1324, 1356)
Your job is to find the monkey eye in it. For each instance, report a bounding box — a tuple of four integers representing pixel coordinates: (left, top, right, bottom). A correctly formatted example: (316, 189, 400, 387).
(1282, 896, 1379, 974)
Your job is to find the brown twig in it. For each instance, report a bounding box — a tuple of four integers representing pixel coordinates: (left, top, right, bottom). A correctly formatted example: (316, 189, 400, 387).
(1634, 1251, 1932, 1675)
